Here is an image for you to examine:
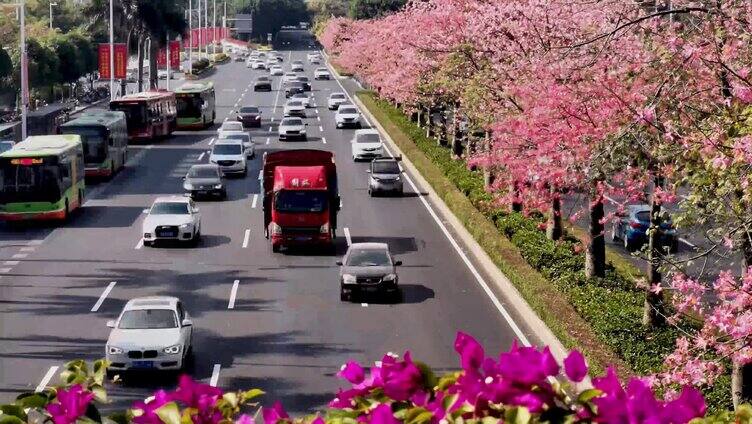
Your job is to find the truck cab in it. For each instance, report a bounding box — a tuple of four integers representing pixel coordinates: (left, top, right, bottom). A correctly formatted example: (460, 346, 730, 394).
(262, 150, 339, 252)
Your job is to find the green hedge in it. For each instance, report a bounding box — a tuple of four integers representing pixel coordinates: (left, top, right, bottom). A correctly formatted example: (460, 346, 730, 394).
(358, 92, 733, 411)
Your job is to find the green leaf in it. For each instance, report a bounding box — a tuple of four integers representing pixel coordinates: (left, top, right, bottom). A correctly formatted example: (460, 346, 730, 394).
(240, 389, 265, 402)
(105, 411, 130, 424)
(414, 361, 437, 389)
(442, 393, 459, 411)
(406, 410, 433, 424)
(90, 384, 108, 403)
(0, 415, 25, 424)
(577, 388, 602, 403)
(1, 405, 26, 420)
(15, 393, 49, 409)
(156, 402, 181, 424)
(222, 392, 239, 408)
(504, 407, 530, 424)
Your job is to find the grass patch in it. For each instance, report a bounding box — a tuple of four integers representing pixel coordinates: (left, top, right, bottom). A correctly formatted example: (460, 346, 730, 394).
(356, 91, 732, 411)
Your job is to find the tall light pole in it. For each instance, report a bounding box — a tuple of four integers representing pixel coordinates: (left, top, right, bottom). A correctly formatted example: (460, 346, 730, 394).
(188, 0, 192, 74)
(109, 0, 114, 100)
(166, 34, 171, 91)
(19, 1, 29, 140)
(204, 0, 208, 57)
(49, 2, 57, 30)
(212, 0, 216, 55)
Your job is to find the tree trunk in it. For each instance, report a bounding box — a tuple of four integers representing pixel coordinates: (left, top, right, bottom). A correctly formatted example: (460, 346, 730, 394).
(643, 175, 666, 327)
(451, 104, 463, 158)
(586, 190, 606, 278)
(511, 182, 523, 213)
(741, 228, 752, 274)
(482, 131, 494, 189)
(547, 192, 562, 241)
(137, 36, 145, 93)
(732, 362, 752, 407)
(437, 108, 447, 147)
(149, 39, 158, 89)
(426, 108, 434, 139)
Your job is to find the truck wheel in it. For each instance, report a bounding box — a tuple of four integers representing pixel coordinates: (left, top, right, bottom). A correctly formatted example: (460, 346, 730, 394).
(340, 289, 348, 302)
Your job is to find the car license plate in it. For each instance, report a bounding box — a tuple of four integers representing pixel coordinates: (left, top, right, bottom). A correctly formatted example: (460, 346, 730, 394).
(158, 231, 176, 237)
(196, 190, 208, 195)
(294, 236, 311, 241)
(132, 361, 154, 369)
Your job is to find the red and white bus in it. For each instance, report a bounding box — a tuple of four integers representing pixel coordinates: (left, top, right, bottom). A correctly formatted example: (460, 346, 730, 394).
(110, 90, 177, 142)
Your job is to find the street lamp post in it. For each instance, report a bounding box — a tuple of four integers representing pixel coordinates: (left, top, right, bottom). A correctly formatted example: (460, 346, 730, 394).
(212, 0, 216, 56)
(18, 0, 29, 140)
(166, 34, 170, 91)
(188, 0, 192, 74)
(109, 0, 114, 100)
(204, 0, 208, 57)
(49, 2, 57, 30)
(197, 0, 202, 59)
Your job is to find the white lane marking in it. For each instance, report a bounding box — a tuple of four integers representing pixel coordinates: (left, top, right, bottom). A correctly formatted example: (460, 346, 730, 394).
(315, 109, 319, 115)
(20, 247, 35, 252)
(0, 268, 12, 273)
(222, 88, 237, 92)
(252, 194, 258, 208)
(265, 137, 270, 145)
(272, 80, 282, 117)
(317, 116, 321, 122)
(134, 239, 144, 250)
(680, 238, 697, 248)
(208, 138, 215, 146)
(322, 137, 327, 144)
(4, 261, 19, 266)
(361, 303, 368, 307)
(258, 170, 263, 179)
(198, 152, 205, 161)
(271, 117, 275, 122)
(243, 88, 249, 93)
(12, 253, 27, 259)
(91, 281, 117, 312)
(228, 280, 240, 309)
(242, 229, 251, 248)
(379, 137, 533, 346)
(209, 364, 221, 387)
(35, 366, 59, 392)
(27, 240, 44, 246)
(319, 125, 323, 132)
(344, 227, 352, 246)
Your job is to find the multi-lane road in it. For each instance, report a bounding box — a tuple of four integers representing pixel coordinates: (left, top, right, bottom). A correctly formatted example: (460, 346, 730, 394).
(0, 31, 543, 412)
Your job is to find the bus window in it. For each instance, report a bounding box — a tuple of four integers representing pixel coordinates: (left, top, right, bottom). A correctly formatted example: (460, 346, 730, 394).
(112, 103, 147, 129)
(177, 94, 203, 118)
(60, 127, 107, 165)
(0, 160, 62, 203)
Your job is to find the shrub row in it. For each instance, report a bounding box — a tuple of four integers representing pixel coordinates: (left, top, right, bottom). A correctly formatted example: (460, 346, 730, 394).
(358, 92, 732, 411)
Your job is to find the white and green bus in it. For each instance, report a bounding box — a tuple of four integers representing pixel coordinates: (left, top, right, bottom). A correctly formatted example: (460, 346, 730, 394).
(59, 110, 128, 178)
(175, 82, 216, 129)
(0, 135, 85, 222)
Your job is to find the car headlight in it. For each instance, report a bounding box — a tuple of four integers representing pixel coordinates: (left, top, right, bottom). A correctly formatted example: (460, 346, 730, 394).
(107, 346, 124, 355)
(342, 274, 356, 285)
(383, 273, 397, 282)
(300, 129, 307, 134)
(270, 222, 282, 235)
(214, 184, 223, 189)
(180, 223, 192, 230)
(163, 345, 181, 354)
(320, 222, 329, 234)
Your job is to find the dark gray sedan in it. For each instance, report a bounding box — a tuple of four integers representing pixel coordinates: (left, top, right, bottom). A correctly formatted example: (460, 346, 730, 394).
(337, 242, 402, 302)
(183, 164, 226, 199)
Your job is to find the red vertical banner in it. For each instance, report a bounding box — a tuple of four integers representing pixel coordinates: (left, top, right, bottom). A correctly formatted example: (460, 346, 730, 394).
(169, 41, 181, 69)
(98, 44, 111, 79)
(157, 48, 167, 68)
(114, 43, 127, 79)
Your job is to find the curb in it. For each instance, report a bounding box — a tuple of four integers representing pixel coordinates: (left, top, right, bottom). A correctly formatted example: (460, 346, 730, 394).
(352, 94, 592, 390)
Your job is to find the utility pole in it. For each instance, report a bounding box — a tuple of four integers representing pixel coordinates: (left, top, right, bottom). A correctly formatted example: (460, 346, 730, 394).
(19, 1, 28, 139)
(166, 34, 170, 91)
(109, 0, 114, 100)
(188, 0, 192, 74)
(212, 0, 216, 55)
(49, 2, 57, 29)
(204, 0, 208, 57)
(197, 0, 202, 59)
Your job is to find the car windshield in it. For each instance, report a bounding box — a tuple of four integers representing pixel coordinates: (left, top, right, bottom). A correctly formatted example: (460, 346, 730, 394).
(118, 309, 177, 329)
(293, 94, 307, 99)
(275, 190, 328, 213)
(221, 123, 243, 131)
(257, 77, 270, 82)
(372, 161, 399, 173)
(346, 249, 391, 267)
(213, 144, 242, 155)
(150, 202, 190, 215)
(0, 142, 13, 153)
(357, 134, 379, 144)
(339, 107, 358, 114)
(188, 167, 219, 178)
(222, 134, 250, 143)
(297, 77, 309, 82)
(287, 101, 302, 107)
(240, 107, 259, 113)
(281, 118, 303, 126)
(316, 68, 328, 72)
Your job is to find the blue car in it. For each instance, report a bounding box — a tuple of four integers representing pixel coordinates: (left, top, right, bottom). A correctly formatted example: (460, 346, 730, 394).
(611, 204, 678, 253)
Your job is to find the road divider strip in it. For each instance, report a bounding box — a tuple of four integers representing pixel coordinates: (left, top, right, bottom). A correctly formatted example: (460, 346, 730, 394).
(242, 229, 251, 248)
(35, 366, 59, 393)
(228, 280, 240, 309)
(91, 281, 117, 312)
(210, 364, 221, 387)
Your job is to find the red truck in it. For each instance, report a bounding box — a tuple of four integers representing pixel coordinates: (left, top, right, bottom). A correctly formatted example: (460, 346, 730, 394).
(262, 149, 340, 252)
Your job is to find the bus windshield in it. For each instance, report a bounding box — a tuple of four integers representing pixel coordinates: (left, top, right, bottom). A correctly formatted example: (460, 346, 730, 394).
(0, 159, 62, 203)
(61, 126, 107, 165)
(177, 94, 203, 118)
(111, 102, 147, 129)
(274, 190, 328, 213)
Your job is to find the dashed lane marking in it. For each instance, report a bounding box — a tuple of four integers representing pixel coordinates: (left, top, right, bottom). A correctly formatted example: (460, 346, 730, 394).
(251, 194, 258, 208)
(210, 364, 221, 387)
(268, 126, 273, 133)
(322, 137, 327, 144)
(317, 116, 321, 122)
(134, 239, 144, 250)
(91, 281, 117, 312)
(344, 227, 352, 246)
(361, 303, 368, 307)
(242, 229, 251, 248)
(0, 268, 11, 273)
(35, 366, 59, 393)
(265, 137, 270, 145)
(208, 138, 215, 146)
(319, 125, 323, 132)
(4, 261, 19, 266)
(12, 253, 27, 259)
(228, 280, 240, 309)
(198, 152, 205, 161)
(20, 247, 35, 252)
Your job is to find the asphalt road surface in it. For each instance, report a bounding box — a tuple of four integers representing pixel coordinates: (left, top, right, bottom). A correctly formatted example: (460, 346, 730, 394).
(0, 31, 542, 412)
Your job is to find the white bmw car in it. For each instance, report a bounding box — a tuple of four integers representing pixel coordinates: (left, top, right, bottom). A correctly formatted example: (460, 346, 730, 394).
(105, 296, 193, 376)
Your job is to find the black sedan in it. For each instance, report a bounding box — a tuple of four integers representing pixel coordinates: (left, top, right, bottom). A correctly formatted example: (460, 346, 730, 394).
(337, 242, 402, 302)
(254, 76, 272, 91)
(285, 82, 305, 98)
(237, 106, 262, 128)
(296, 76, 311, 91)
(183, 164, 226, 199)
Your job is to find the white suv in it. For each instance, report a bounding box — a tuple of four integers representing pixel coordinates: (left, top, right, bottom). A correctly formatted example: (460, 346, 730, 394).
(210, 139, 247, 176)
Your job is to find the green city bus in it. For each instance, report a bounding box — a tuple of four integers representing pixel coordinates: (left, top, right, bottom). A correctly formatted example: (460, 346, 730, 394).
(59, 110, 128, 178)
(175, 82, 216, 129)
(0, 135, 85, 221)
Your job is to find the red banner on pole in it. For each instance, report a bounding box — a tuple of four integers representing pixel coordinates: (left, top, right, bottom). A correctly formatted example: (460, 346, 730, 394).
(157, 48, 167, 69)
(169, 41, 180, 69)
(114, 44, 127, 79)
(98, 44, 111, 79)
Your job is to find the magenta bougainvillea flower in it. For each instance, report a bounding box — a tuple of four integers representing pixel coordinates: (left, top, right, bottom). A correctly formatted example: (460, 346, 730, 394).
(262, 401, 289, 424)
(46, 384, 95, 424)
(564, 350, 588, 383)
(132, 390, 172, 424)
